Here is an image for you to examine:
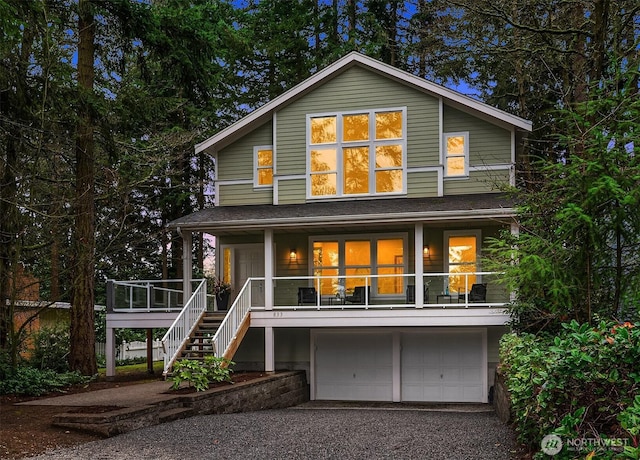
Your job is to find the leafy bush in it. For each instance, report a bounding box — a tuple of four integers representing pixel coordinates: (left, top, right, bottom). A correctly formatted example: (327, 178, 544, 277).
(28, 324, 70, 372)
(500, 320, 640, 459)
(0, 366, 91, 396)
(170, 356, 234, 392)
(96, 355, 149, 368)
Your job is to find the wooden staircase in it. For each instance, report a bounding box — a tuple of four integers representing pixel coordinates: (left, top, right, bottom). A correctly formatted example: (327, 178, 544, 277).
(178, 312, 226, 361)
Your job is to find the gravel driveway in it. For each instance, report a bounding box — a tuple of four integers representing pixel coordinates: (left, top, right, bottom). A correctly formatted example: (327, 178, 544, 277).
(28, 406, 518, 459)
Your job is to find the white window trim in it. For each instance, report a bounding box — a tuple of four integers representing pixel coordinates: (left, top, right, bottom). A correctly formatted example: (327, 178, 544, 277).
(306, 107, 407, 199)
(443, 131, 469, 178)
(253, 145, 274, 188)
(443, 229, 482, 288)
(309, 232, 408, 297)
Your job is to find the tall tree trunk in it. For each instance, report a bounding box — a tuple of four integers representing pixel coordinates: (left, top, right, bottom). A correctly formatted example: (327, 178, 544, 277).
(0, 112, 18, 351)
(0, 14, 34, 356)
(347, 0, 356, 48)
(387, 1, 398, 67)
(69, 0, 97, 375)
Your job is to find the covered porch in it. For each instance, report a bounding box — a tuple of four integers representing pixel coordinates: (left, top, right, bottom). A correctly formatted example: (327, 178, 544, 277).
(104, 194, 517, 376)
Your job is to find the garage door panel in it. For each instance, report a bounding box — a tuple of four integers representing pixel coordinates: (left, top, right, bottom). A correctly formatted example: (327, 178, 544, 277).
(442, 369, 460, 382)
(315, 333, 393, 401)
(402, 331, 484, 403)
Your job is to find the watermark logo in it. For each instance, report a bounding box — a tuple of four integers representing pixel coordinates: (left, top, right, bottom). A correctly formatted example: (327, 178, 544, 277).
(541, 434, 563, 455)
(541, 434, 630, 456)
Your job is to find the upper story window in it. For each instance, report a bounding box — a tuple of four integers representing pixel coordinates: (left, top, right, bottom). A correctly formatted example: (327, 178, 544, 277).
(254, 146, 273, 187)
(307, 108, 406, 198)
(443, 132, 469, 177)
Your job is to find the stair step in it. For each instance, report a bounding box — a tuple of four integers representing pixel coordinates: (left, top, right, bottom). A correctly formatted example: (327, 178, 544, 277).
(203, 313, 225, 320)
(168, 311, 228, 372)
(158, 407, 194, 423)
(179, 354, 216, 360)
(184, 346, 214, 352)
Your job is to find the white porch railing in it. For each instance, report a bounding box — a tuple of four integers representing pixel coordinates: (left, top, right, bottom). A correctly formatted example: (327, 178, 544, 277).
(269, 271, 508, 310)
(161, 279, 208, 376)
(107, 279, 202, 312)
(211, 278, 253, 360)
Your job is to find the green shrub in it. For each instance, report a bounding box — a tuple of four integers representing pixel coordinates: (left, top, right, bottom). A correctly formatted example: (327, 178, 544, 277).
(0, 366, 91, 396)
(28, 324, 70, 372)
(170, 356, 234, 392)
(500, 320, 640, 458)
(95, 355, 149, 368)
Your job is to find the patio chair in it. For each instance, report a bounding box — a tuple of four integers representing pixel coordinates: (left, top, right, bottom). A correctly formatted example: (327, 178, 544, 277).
(458, 283, 487, 303)
(345, 286, 370, 304)
(297, 287, 318, 306)
(406, 284, 430, 303)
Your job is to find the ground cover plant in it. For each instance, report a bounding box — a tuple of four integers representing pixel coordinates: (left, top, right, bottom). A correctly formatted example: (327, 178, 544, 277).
(500, 320, 640, 459)
(170, 356, 234, 392)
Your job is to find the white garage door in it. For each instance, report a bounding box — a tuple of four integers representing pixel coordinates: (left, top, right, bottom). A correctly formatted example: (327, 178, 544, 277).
(315, 332, 392, 401)
(402, 332, 484, 403)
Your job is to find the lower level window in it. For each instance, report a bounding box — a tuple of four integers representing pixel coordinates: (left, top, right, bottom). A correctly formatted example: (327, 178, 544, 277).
(445, 230, 480, 294)
(312, 236, 405, 296)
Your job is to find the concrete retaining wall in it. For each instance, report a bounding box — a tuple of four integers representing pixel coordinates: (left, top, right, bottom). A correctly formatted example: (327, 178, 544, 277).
(182, 370, 309, 415)
(53, 371, 309, 437)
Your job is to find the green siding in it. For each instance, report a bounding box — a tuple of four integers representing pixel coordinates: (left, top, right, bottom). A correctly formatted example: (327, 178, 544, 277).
(275, 66, 440, 203)
(443, 169, 510, 195)
(218, 120, 272, 181)
(277, 178, 306, 204)
(443, 106, 511, 166)
(275, 234, 310, 306)
(215, 66, 516, 206)
(407, 171, 439, 198)
(219, 183, 272, 206)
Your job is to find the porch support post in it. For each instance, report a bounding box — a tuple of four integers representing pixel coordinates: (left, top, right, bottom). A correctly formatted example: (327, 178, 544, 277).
(264, 326, 275, 372)
(106, 325, 116, 377)
(182, 229, 193, 301)
(264, 229, 273, 311)
(414, 223, 425, 307)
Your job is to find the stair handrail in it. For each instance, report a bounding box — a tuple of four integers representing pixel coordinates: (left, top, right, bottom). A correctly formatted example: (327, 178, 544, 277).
(161, 278, 208, 376)
(211, 277, 256, 360)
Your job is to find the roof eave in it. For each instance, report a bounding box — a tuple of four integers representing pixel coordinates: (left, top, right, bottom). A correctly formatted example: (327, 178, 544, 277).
(170, 207, 517, 232)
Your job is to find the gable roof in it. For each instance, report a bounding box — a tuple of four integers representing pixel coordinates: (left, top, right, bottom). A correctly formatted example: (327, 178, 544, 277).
(196, 52, 532, 154)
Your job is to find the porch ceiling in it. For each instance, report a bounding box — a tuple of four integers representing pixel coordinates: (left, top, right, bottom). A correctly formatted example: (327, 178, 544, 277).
(168, 193, 516, 235)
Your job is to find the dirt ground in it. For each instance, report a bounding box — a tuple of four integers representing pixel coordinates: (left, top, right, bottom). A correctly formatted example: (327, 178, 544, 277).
(0, 370, 268, 459)
(0, 371, 164, 459)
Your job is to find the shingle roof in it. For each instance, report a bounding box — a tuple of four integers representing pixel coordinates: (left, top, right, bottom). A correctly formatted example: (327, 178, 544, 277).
(168, 193, 516, 233)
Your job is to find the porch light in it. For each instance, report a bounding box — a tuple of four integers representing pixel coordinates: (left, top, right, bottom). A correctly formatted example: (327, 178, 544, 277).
(289, 249, 297, 262)
(423, 245, 430, 258)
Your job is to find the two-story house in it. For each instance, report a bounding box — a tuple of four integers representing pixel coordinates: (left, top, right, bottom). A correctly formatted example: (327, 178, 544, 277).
(106, 52, 531, 403)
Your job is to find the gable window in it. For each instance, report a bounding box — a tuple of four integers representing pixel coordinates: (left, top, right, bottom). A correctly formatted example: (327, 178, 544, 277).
(254, 146, 273, 187)
(312, 235, 406, 297)
(444, 230, 480, 295)
(308, 108, 406, 198)
(443, 132, 469, 177)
